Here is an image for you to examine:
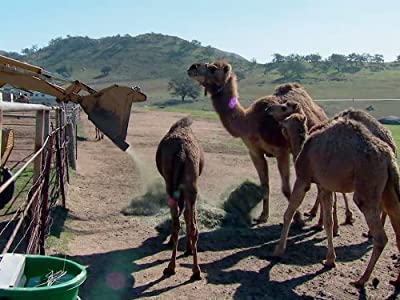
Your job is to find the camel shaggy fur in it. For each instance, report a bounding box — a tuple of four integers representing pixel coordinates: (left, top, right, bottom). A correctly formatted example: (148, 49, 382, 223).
(187, 61, 327, 224)
(271, 114, 400, 287)
(155, 117, 204, 280)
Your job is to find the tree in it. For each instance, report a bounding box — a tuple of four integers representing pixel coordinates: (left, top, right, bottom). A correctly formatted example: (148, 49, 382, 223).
(396, 55, 400, 62)
(369, 54, 385, 71)
(272, 53, 286, 63)
(326, 54, 348, 73)
(21, 44, 38, 55)
(55, 65, 71, 77)
(276, 55, 307, 80)
(101, 66, 112, 76)
(304, 54, 322, 67)
(168, 74, 200, 101)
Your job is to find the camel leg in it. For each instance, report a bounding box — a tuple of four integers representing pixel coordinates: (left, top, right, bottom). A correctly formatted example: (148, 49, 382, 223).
(320, 190, 336, 267)
(273, 179, 309, 257)
(249, 152, 270, 223)
(304, 196, 319, 218)
(163, 204, 181, 277)
(277, 153, 303, 226)
(184, 185, 201, 280)
(342, 193, 354, 225)
(311, 186, 324, 231)
(351, 194, 387, 287)
(184, 208, 193, 256)
(333, 193, 340, 236)
(381, 187, 400, 286)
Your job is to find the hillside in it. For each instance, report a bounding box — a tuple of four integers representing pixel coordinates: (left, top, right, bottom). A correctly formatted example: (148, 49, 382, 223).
(2, 33, 400, 101)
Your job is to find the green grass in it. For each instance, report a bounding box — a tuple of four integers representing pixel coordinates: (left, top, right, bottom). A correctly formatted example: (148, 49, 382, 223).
(386, 125, 400, 161)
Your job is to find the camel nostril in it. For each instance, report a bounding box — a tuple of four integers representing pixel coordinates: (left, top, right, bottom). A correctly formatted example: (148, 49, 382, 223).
(188, 64, 199, 72)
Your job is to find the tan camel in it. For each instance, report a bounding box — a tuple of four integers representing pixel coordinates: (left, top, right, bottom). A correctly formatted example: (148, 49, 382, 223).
(187, 61, 327, 224)
(271, 113, 400, 287)
(155, 117, 204, 280)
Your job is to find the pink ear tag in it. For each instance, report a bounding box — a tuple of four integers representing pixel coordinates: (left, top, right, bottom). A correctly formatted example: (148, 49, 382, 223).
(228, 97, 238, 109)
(168, 197, 177, 207)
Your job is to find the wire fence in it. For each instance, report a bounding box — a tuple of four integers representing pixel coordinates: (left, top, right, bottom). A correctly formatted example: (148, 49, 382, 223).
(0, 103, 79, 255)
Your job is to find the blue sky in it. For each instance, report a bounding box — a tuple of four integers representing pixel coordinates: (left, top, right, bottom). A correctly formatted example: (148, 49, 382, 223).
(1, 0, 399, 62)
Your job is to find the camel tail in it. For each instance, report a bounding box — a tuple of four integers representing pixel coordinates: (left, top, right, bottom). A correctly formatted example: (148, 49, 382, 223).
(169, 117, 193, 133)
(171, 152, 186, 212)
(388, 160, 400, 203)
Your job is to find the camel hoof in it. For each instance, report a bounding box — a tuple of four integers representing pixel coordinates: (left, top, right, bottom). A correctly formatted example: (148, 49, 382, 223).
(311, 224, 324, 232)
(184, 249, 193, 256)
(190, 272, 202, 281)
(167, 238, 173, 247)
(163, 268, 176, 277)
(350, 279, 366, 288)
(322, 260, 336, 269)
(292, 218, 305, 229)
(344, 216, 354, 225)
(304, 211, 316, 218)
(271, 247, 284, 259)
(333, 230, 340, 237)
(254, 215, 268, 224)
(362, 232, 373, 239)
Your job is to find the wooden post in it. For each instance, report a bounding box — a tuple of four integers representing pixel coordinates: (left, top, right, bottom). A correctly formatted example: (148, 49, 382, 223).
(33, 111, 45, 184)
(55, 109, 66, 208)
(66, 122, 76, 170)
(39, 135, 53, 255)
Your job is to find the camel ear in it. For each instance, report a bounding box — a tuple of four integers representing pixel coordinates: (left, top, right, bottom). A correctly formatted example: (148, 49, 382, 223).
(223, 64, 231, 73)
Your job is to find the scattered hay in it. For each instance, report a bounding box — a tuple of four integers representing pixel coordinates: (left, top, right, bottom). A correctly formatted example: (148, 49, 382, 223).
(123, 179, 263, 231)
(222, 180, 263, 227)
(121, 179, 168, 216)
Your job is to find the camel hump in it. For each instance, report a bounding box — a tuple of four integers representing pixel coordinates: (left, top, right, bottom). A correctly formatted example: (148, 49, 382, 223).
(169, 117, 193, 132)
(273, 83, 302, 96)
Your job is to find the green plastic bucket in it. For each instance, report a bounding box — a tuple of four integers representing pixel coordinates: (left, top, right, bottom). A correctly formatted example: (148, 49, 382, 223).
(0, 255, 87, 300)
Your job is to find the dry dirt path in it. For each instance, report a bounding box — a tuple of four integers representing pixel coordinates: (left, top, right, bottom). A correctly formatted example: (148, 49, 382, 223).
(60, 109, 400, 300)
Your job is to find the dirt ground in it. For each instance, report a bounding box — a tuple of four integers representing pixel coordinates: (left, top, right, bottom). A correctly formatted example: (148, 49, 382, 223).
(61, 109, 400, 300)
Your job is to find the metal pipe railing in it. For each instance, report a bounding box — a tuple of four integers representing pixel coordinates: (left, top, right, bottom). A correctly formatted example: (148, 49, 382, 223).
(0, 102, 57, 112)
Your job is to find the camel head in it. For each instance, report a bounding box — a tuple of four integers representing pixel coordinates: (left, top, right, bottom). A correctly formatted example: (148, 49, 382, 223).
(280, 113, 308, 159)
(187, 61, 234, 95)
(265, 101, 301, 122)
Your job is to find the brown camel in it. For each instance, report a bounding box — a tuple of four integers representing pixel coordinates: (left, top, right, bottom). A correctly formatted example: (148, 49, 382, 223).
(271, 113, 400, 287)
(268, 104, 397, 233)
(155, 117, 204, 280)
(187, 61, 327, 224)
(95, 127, 104, 140)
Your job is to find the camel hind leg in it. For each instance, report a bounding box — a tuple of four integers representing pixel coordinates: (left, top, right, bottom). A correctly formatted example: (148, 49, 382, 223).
(351, 192, 387, 287)
(381, 183, 400, 286)
(342, 193, 354, 225)
(183, 182, 201, 280)
(320, 190, 336, 267)
(164, 204, 181, 276)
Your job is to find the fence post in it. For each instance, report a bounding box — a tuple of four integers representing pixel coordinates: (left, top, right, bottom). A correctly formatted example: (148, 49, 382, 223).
(33, 111, 45, 184)
(66, 122, 76, 170)
(56, 109, 67, 208)
(39, 135, 53, 255)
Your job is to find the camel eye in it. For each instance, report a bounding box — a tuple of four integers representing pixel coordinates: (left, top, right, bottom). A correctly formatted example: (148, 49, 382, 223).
(208, 66, 217, 73)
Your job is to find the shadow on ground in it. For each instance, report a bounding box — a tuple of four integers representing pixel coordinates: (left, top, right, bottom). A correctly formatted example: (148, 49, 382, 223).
(70, 219, 376, 299)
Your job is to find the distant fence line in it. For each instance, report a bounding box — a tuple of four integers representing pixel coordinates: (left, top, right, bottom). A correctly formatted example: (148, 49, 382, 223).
(315, 98, 400, 102)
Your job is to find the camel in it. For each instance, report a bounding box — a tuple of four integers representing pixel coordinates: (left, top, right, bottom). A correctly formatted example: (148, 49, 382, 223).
(268, 104, 397, 234)
(155, 116, 204, 280)
(187, 61, 327, 224)
(270, 113, 400, 287)
(95, 127, 104, 141)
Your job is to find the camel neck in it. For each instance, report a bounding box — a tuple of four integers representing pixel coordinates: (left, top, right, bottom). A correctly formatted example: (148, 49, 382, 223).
(290, 134, 307, 159)
(209, 78, 245, 137)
